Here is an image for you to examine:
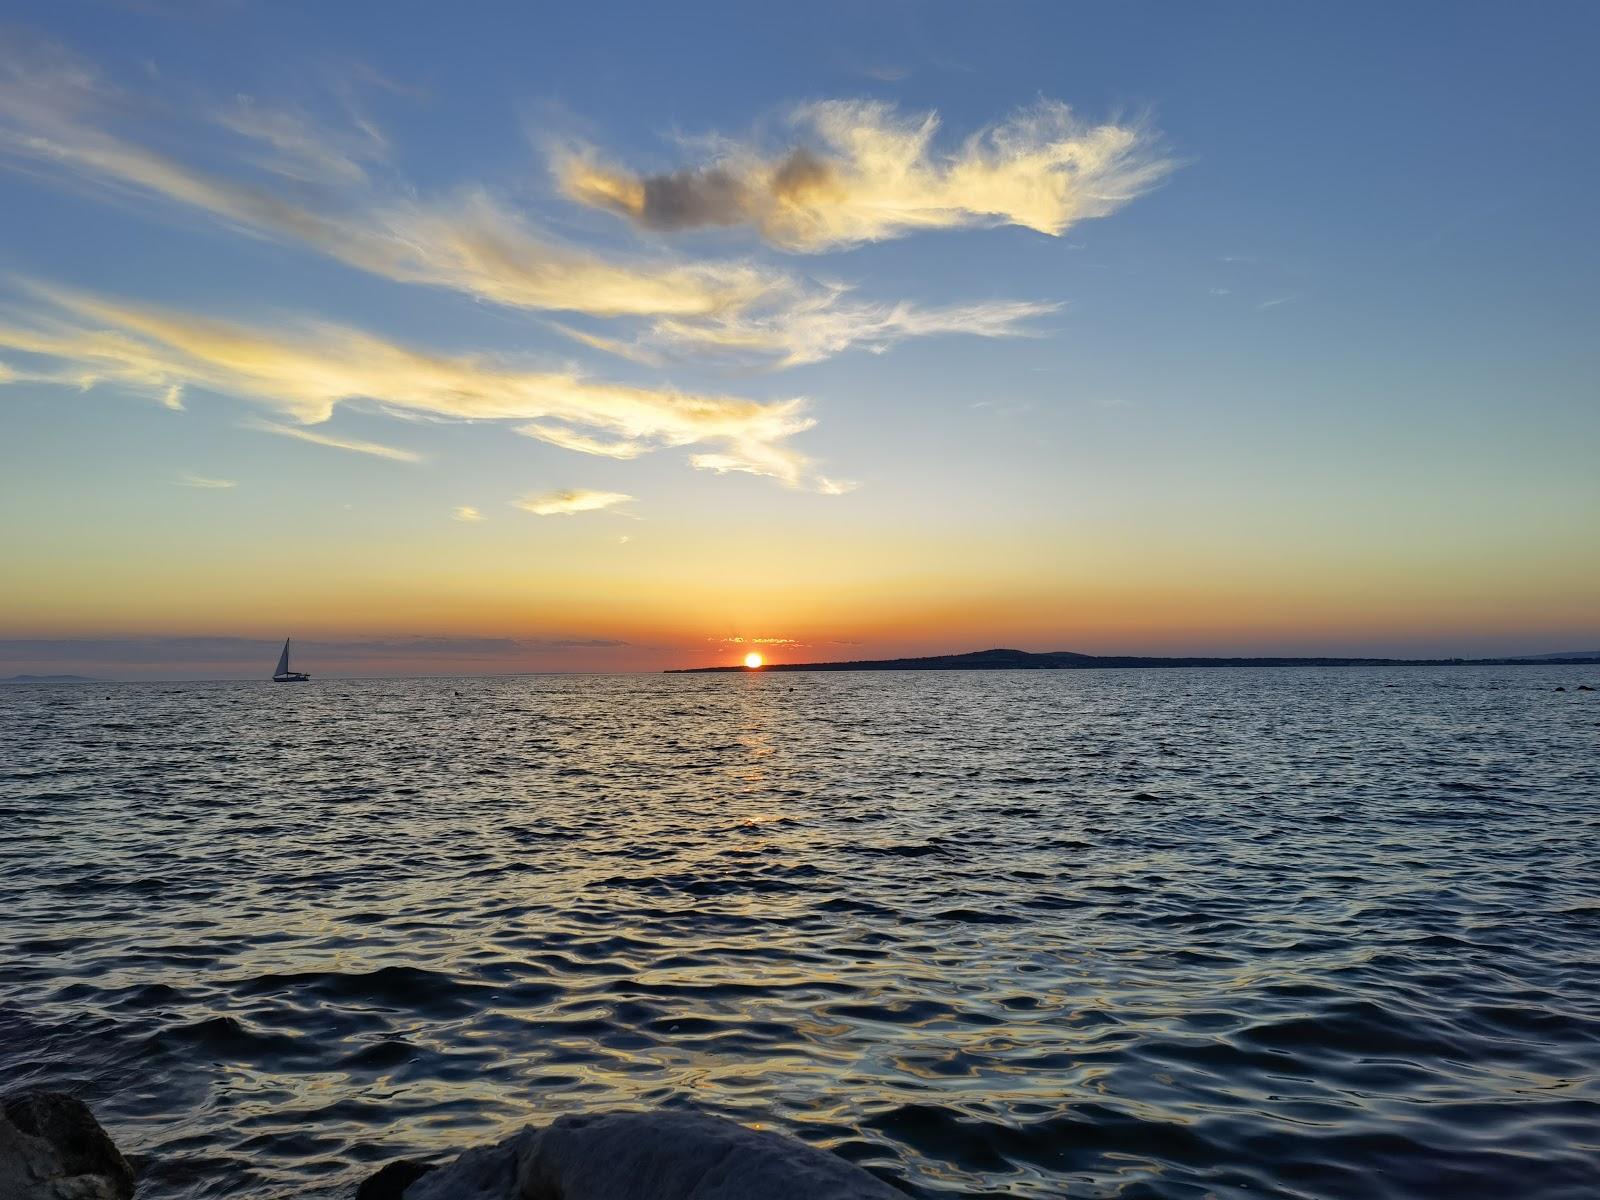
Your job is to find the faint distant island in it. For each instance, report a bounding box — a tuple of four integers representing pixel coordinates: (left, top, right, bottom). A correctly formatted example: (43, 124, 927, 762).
(0, 674, 99, 684)
(671, 647, 1600, 673)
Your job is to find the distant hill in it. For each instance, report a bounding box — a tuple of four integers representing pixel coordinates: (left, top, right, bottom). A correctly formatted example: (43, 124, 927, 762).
(670, 647, 1600, 673)
(0, 674, 99, 684)
(1508, 651, 1600, 662)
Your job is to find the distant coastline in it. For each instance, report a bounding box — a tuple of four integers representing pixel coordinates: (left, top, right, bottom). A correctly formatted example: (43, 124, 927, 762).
(0, 673, 99, 684)
(670, 647, 1600, 674)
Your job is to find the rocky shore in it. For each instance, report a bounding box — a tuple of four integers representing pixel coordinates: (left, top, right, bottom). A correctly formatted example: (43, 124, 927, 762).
(1, 1092, 904, 1199)
(1, 1092, 135, 1200)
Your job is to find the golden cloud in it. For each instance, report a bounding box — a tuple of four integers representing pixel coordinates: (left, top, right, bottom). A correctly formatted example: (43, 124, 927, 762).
(513, 489, 633, 516)
(0, 43, 781, 321)
(558, 99, 1171, 252)
(640, 290, 1060, 369)
(0, 284, 831, 488)
(0, 46, 1072, 370)
(246, 419, 423, 462)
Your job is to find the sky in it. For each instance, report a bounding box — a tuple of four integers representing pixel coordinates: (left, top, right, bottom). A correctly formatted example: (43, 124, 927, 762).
(0, 0, 1596, 678)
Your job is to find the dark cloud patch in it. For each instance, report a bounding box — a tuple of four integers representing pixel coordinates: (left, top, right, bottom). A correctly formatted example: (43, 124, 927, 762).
(621, 149, 839, 232)
(635, 167, 751, 231)
(769, 148, 836, 202)
(578, 149, 838, 234)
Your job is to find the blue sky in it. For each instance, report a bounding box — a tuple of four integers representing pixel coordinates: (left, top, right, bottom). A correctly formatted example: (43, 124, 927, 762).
(1, 1, 1596, 676)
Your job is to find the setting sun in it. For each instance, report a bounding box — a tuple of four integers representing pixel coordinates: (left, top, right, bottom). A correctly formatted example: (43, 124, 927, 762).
(744, 652, 764, 669)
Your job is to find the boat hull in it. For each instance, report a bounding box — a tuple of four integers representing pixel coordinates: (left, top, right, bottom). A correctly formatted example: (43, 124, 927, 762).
(272, 673, 312, 683)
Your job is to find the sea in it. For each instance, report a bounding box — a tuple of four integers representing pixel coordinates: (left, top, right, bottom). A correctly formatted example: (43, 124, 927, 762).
(1, 666, 1597, 1199)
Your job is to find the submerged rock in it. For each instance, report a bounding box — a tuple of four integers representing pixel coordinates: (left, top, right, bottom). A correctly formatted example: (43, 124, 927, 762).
(2, 1091, 900, 1200)
(406, 1137, 522, 1200)
(390, 1110, 903, 1200)
(520, 1111, 904, 1200)
(0, 1091, 135, 1200)
(356, 1159, 439, 1200)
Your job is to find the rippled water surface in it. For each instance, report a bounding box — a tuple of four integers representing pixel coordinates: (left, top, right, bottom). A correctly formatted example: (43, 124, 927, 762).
(3, 667, 1598, 1199)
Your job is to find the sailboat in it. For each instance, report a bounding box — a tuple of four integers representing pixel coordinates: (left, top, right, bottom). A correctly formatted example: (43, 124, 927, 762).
(272, 638, 311, 683)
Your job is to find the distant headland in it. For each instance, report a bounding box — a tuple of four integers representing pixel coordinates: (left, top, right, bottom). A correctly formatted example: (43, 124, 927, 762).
(0, 674, 99, 684)
(670, 647, 1600, 673)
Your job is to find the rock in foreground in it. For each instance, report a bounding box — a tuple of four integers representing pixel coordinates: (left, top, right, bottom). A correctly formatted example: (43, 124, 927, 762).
(402, 1110, 903, 1200)
(0, 1092, 903, 1199)
(0, 1091, 135, 1200)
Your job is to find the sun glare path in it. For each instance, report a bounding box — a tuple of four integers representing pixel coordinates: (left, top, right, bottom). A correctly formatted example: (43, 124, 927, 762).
(744, 652, 764, 669)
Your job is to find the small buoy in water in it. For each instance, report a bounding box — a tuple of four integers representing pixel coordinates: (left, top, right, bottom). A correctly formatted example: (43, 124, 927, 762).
(1555, 687, 1567, 692)
(1579, 685, 1596, 691)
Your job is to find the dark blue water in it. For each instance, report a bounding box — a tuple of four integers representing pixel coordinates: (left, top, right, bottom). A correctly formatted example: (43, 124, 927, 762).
(2, 667, 1598, 1198)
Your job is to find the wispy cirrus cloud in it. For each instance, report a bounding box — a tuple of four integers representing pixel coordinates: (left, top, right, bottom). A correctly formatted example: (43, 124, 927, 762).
(246, 419, 422, 462)
(0, 42, 1069, 373)
(0, 116, 774, 322)
(173, 473, 236, 488)
(557, 99, 1172, 252)
(554, 287, 1055, 370)
(0, 283, 831, 487)
(639, 291, 1060, 369)
(452, 505, 484, 522)
(814, 475, 861, 496)
(217, 95, 389, 186)
(516, 422, 649, 459)
(513, 488, 633, 516)
(0, 40, 782, 318)
(0, 38, 1175, 504)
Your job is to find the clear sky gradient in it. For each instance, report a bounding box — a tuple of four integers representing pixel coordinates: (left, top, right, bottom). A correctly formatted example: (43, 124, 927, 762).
(1, 1, 1596, 677)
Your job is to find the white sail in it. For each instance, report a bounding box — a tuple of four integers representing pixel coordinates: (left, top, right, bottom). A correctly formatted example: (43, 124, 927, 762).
(275, 638, 291, 677)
